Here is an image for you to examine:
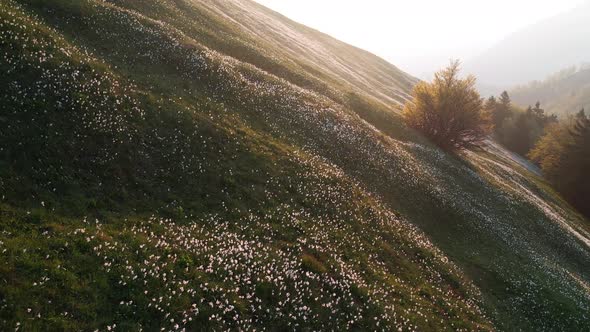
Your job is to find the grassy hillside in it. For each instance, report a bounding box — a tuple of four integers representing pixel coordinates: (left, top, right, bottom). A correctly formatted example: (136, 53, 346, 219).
(511, 66, 590, 117)
(1, 0, 589, 331)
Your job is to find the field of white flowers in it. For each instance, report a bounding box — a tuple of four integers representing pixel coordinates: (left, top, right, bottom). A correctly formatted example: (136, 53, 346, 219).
(1, 0, 589, 330)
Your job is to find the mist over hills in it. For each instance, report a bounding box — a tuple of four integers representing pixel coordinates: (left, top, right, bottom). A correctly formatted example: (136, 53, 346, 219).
(510, 65, 590, 117)
(465, 1, 590, 89)
(1, 0, 589, 331)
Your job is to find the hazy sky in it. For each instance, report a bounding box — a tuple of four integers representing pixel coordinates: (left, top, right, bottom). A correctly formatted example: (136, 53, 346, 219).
(254, 0, 587, 78)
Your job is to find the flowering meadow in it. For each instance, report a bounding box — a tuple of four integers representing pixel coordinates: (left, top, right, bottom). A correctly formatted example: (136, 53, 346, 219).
(1, 0, 589, 330)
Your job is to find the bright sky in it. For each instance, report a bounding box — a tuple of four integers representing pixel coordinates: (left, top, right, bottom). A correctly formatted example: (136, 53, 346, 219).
(254, 0, 587, 78)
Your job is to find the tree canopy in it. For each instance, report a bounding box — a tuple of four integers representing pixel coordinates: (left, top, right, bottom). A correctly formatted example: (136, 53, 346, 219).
(529, 110, 590, 217)
(403, 61, 492, 150)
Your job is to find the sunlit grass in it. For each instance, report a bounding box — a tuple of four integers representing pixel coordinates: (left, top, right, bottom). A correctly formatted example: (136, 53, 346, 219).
(0, 0, 588, 331)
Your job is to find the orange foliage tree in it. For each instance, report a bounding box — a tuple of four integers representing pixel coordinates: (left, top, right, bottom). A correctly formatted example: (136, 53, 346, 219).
(403, 61, 492, 150)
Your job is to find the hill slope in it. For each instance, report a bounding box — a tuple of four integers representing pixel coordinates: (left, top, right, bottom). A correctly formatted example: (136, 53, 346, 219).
(1, 0, 589, 331)
(510, 66, 590, 117)
(465, 2, 590, 88)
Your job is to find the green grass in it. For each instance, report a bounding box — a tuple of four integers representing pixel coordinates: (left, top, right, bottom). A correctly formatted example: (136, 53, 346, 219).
(0, 0, 588, 330)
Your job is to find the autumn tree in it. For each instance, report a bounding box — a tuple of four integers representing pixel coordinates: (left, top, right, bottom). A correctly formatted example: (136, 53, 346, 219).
(558, 110, 590, 215)
(403, 61, 492, 150)
(529, 109, 590, 217)
(528, 122, 571, 179)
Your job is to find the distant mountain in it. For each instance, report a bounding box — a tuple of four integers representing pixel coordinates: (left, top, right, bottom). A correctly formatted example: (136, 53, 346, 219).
(465, 2, 590, 88)
(1, 0, 589, 331)
(511, 65, 590, 116)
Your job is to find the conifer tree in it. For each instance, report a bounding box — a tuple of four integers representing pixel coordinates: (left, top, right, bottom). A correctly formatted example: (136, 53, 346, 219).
(492, 91, 511, 128)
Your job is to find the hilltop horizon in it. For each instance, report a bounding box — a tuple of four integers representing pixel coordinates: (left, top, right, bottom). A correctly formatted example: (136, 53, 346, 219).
(255, 0, 588, 81)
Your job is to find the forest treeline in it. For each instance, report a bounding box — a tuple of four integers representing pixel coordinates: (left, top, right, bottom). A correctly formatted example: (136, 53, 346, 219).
(529, 110, 590, 217)
(404, 62, 588, 218)
(486, 92, 589, 218)
(486, 93, 557, 155)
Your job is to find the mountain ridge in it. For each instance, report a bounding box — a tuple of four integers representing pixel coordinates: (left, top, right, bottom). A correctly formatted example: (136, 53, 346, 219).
(465, 1, 590, 88)
(510, 65, 590, 116)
